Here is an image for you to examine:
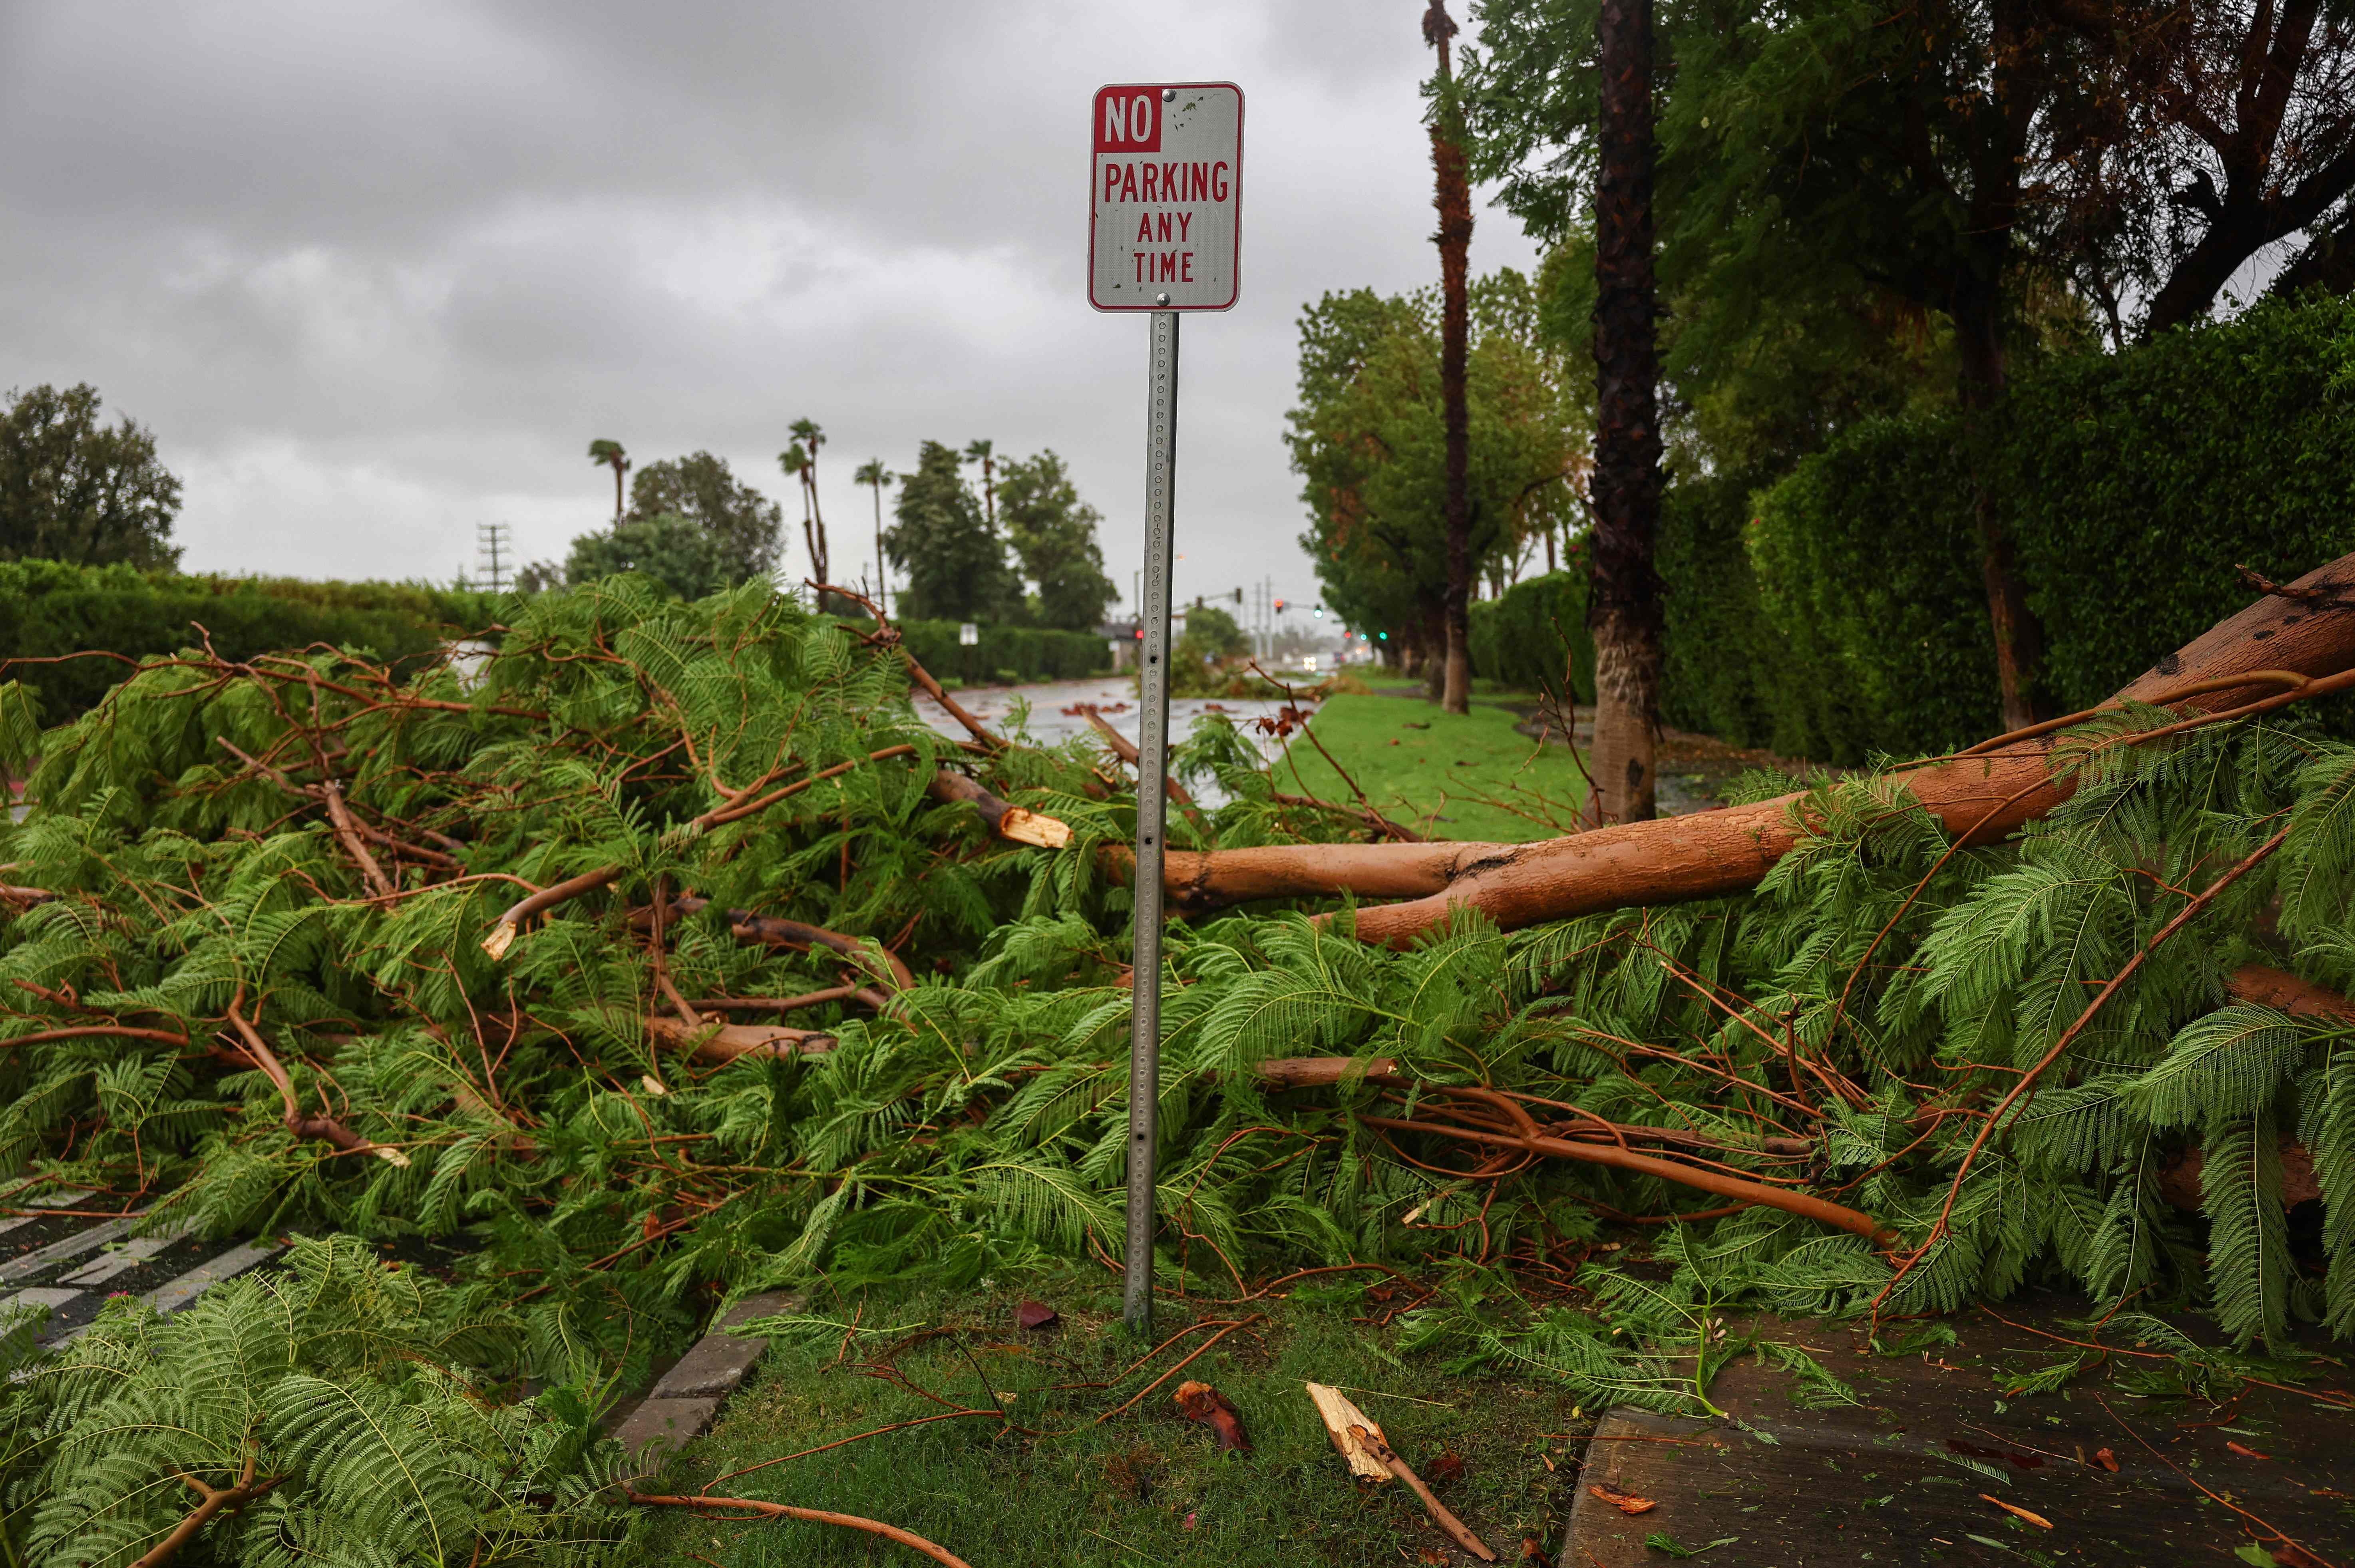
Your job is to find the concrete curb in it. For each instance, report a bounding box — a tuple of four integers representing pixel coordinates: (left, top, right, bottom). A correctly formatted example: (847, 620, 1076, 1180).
(607, 1290, 805, 1464)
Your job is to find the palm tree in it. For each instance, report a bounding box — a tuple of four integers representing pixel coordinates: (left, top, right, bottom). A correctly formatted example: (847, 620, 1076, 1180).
(1586, 0, 1665, 824)
(1424, 0, 1474, 717)
(853, 459, 895, 614)
(962, 439, 996, 531)
(587, 439, 629, 523)
(779, 419, 829, 589)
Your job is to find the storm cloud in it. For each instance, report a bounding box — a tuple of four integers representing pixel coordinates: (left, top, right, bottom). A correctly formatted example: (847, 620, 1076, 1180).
(0, 1, 1541, 612)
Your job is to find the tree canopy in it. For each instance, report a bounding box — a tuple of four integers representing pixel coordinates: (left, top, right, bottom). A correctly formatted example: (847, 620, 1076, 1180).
(1464, 0, 2355, 354)
(0, 384, 181, 570)
(563, 513, 730, 600)
(625, 451, 782, 586)
(997, 450, 1119, 631)
(1288, 272, 1587, 669)
(885, 440, 1022, 623)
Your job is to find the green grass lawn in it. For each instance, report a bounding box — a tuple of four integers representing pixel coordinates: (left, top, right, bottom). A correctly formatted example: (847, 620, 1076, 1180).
(638, 1268, 1590, 1567)
(1271, 693, 1583, 843)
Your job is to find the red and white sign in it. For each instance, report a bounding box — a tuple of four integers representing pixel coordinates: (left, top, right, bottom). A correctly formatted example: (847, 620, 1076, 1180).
(1088, 82, 1242, 312)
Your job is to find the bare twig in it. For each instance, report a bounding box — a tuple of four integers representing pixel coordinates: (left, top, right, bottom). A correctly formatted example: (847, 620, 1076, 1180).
(1358, 1114, 1888, 1242)
(2096, 1395, 2337, 1568)
(628, 1491, 975, 1568)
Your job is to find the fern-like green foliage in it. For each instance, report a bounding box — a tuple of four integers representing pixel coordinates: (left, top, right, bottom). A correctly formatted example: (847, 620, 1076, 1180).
(4, 576, 2355, 1489)
(8, 1235, 632, 1566)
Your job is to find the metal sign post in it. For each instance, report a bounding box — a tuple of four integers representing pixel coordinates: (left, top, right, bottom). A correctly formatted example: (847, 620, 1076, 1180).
(1090, 81, 1243, 1332)
(1124, 309, 1178, 1332)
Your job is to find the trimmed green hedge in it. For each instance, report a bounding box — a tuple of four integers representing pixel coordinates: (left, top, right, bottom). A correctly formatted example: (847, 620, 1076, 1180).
(1737, 294, 2355, 761)
(1468, 567, 1597, 704)
(1655, 467, 1814, 753)
(0, 560, 498, 722)
(2005, 300, 2355, 707)
(895, 620, 1114, 685)
(1747, 422, 1994, 760)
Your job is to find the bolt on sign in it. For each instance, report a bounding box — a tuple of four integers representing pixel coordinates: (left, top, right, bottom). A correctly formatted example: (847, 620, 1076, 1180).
(1088, 83, 1243, 311)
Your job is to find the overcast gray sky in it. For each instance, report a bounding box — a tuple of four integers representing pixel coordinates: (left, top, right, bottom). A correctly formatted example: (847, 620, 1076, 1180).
(0, 0, 1543, 618)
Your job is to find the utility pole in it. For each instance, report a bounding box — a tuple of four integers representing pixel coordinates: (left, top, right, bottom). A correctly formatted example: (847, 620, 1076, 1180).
(475, 523, 512, 594)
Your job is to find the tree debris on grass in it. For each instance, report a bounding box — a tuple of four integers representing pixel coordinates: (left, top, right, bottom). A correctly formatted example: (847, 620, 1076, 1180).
(8, 556, 2355, 1554)
(1172, 1379, 1251, 1451)
(1306, 1381, 1392, 1482)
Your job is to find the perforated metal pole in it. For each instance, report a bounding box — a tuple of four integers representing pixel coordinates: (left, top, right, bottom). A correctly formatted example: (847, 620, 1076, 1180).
(1124, 308, 1179, 1332)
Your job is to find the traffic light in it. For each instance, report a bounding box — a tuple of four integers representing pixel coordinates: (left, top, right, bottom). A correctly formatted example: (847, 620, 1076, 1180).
(1273, 598, 1287, 613)
(1312, 604, 1324, 618)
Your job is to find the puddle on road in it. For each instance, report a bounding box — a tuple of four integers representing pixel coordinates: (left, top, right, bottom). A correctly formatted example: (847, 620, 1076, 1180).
(911, 678, 1315, 808)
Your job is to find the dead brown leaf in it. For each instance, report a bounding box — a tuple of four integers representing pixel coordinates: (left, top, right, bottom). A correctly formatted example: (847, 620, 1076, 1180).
(1588, 1483, 1658, 1516)
(1015, 1299, 1059, 1332)
(1979, 1494, 2054, 1530)
(1427, 1449, 1467, 1485)
(2092, 1447, 2119, 1473)
(2226, 1441, 2272, 1461)
(1520, 1538, 1545, 1562)
(1419, 1550, 1447, 1565)
(1173, 1379, 1252, 1452)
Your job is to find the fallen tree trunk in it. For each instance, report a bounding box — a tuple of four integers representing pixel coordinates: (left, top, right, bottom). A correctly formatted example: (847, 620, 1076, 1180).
(1134, 552, 2355, 945)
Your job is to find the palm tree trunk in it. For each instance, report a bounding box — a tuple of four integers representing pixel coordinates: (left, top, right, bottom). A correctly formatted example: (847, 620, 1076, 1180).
(1588, 0, 1665, 826)
(872, 483, 889, 615)
(1427, 1, 1475, 717)
(807, 469, 831, 588)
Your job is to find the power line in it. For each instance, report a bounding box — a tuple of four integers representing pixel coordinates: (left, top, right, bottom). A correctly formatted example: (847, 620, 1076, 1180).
(475, 523, 513, 594)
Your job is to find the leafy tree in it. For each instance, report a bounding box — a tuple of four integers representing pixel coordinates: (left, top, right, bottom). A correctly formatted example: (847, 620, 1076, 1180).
(1174, 601, 1252, 679)
(1464, 0, 2355, 728)
(885, 440, 1022, 622)
(587, 438, 629, 523)
(515, 558, 564, 594)
(2064, 0, 2355, 333)
(0, 384, 181, 568)
(998, 450, 1118, 631)
(1288, 276, 1587, 690)
(564, 513, 728, 599)
(625, 451, 782, 585)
